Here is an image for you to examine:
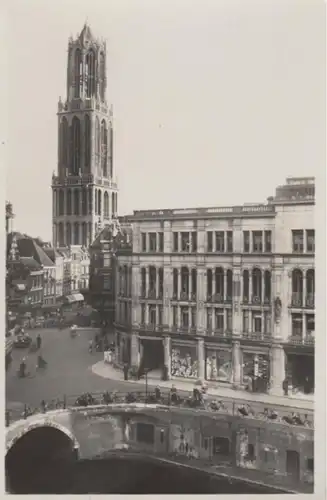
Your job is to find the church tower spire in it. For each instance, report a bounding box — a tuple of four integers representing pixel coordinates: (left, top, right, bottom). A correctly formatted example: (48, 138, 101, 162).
(52, 24, 118, 249)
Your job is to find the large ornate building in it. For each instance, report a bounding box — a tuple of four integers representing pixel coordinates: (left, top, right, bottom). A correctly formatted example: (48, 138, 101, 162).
(113, 177, 315, 397)
(52, 24, 118, 248)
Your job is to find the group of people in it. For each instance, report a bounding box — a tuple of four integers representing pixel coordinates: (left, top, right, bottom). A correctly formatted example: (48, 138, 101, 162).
(18, 334, 47, 378)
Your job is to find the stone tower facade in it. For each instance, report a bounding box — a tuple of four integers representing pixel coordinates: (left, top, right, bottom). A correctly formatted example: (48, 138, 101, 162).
(52, 24, 118, 248)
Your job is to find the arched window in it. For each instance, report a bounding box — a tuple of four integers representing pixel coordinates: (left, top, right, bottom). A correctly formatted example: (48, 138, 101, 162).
(104, 191, 109, 217)
(88, 187, 93, 215)
(74, 223, 79, 245)
(243, 270, 249, 302)
(66, 222, 71, 246)
(111, 192, 115, 216)
(207, 269, 213, 299)
(52, 189, 57, 217)
(101, 120, 108, 176)
(74, 190, 79, 215)
(58, 223, 64, 247)
(149, 266, 156, 297)
(292, 269, 303, 306)
(264, 270, 271, 303)
(85, 50, 96, 98)
(95, 117, 100, 163)
(191, 269, 197, 298)
(84, 114, 91, 169)
(82, 188, 87, 215)
(74, 49, 82, 98)
(60, 117, 68, 167)
(215, 267, 224, 301)
(71, 117, 80, 175)
(98, 190, 102, 215)
(306, 270, 315, 308)
(226, 269, 233, 301)
(252, 268, 262, 303)
(58, 190, 64, 216)
(99, 51, 105, 101)
(67, 189, 72, 216)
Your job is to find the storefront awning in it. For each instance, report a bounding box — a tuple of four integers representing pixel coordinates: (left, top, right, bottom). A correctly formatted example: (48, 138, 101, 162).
(64, 293, 84, 304)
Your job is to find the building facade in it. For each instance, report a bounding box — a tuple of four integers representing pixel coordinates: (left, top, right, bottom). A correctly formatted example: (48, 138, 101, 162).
(52, 23, 118, 248)
(114, 177, 315, 397)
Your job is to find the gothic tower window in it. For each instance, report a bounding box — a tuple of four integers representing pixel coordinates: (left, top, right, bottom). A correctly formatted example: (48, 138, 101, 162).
(88, 187, 93, 215)
(85, 50, 96, 98)
(111, 192, 115, 216)
(60, 117, 68, 168)
(71, 116, 81, 175)
(95, 117, 100, 165)
(66, 222, 71, 246)
(95, 190, 98, 215)
(67, 189, 72, 215)
(104, 191, 109, 217)
(74, 222, 79, 245)
(74, 190, 80, 215)
(58, 223, 64, 247)
(82, 222, 87, 246)
(101, 119, 107, 176)
(84, 114, 91, 169)
(99, 51, 105, 101)
(98, 190, 102, 215)
(74, 49, 82, 98)
(82, 188, 87, 215)
(59, 190, 64, 216)
(109, 126, 113, 177)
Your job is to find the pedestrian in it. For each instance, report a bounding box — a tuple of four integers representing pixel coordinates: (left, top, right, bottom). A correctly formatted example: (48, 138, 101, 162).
(123, 363, 129, 381)
(282, 377, 289, 396)
(36, 333, 42, 350)
(88, 339, 93, 353)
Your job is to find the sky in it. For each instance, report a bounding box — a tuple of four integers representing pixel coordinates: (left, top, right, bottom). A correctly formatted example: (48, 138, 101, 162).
(3, 0, 325, 241)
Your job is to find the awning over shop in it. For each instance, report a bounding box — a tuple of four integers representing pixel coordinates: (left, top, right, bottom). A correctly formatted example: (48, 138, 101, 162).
(64, 293, 84, 304)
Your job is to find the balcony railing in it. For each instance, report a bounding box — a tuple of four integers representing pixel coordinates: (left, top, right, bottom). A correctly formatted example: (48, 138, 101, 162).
(205, 329, 233, 338)
(242, 332, 272, 341)
(138, 323, 168, 333)
(306, 294, 315, 308)
(291, 293, 303, 308)
(171, 325, 197, 335)
(288, 334, 315, 345)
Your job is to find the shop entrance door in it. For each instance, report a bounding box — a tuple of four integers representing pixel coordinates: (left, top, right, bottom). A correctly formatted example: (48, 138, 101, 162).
(286, 450, 300, 481)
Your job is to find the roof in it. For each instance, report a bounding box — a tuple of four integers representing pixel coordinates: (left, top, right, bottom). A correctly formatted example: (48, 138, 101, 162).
(79, 22, 95, 43)
(7, 233, 55, 267)
(20, 256, 42, 271)
(43, 247, 62, 263)
(90, 219, 131, 251)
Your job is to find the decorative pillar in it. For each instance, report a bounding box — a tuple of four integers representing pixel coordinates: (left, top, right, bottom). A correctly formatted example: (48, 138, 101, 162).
(224, 269, 227, 301)
(188, 271, 192, 300)
(232, 341, 242, 388)
(262, 271, 265, 303)
(178, 269, 181, 299)
(163, 336, 171, 379)
(145, 304, 149, 325)
(163, 267, 171, 325)
(269, 344, 285, 396)
(197, 338, 205, 380)
(130, 333, 140, 369)
(177, 306, 181, 328)
(156, 268, 159, 299)
(302, 313, 306, 340)
(249, 271, 253, 302)
(63, 188, 67, 216)
(302, 271, 306, 308)
(145, 267, 149, 297)
(197, 268, 206, 333)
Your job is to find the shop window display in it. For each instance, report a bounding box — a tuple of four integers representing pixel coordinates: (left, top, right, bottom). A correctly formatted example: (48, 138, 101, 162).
(242, 352, 269, 393)
(171, 345, 198, 378)
(206, 350, 232, 381)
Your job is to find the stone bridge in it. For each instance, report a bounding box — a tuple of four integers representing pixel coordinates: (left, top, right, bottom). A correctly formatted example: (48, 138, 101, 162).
(5, 403, 314, 492)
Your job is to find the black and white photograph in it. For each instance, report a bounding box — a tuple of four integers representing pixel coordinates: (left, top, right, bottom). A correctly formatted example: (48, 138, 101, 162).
(3, 0, 325, 495)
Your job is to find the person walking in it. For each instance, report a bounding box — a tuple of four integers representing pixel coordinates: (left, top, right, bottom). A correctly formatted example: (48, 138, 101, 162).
(36, 333, 42, 350)
(88, 339, 93, 353)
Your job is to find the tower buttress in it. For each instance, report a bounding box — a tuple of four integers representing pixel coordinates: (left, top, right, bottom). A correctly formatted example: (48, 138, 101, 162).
(52, 23, 118, 249)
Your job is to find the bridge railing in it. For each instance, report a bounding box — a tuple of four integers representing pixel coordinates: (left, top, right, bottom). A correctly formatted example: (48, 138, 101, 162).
(5, 389, 314, 430)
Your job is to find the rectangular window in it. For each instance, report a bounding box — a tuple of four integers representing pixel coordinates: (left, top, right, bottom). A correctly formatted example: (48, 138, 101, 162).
(292, 230, 304, 253)
(252, 231, 263, 253)
(173, 232, 179, 252)
(158, 232, 164, 252)
(141, 304, 145, 324)
(215, 308, 224, 332)
(227, 231, 233, 252)
(226, 309, 232, 332)
(264, 311, 271, 334)
(243, 310, 249, 333)
(306, 230, 315, 253)
(149, 305, 156, 326)
(141, 233, 147, 252)
(103, 254, 110, 268)
(103, 275, 111, 290)
(292, 313, 303, 337)
(215, 231, 225, 252)
(181, 307, 189, 328)
(181, 232, 190, 252)
(149, 233, 157, 252)
(191, 307, 196, 328)
(207, 308, 212, 330)
(191, 231, 197, 252)
(264, 231, 272, 252)
(243, 231, 250, 253)
(136, 423, 155, 444)
(253, 313, 262, 333)
(207, 231, 213, 252)
(172, 305, 177, 326)
(158, 305, 163, 325)
(307, 458, 314, 473)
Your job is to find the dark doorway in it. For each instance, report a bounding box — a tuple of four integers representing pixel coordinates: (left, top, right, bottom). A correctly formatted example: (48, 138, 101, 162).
(287, 354, 314, 394)
(139, 339, 164, 376)
(286, 450, 300, 481)
(213, 437, 230, 457)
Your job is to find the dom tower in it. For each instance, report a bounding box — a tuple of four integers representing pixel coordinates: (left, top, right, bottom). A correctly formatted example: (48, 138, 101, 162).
(52, 24, 118, 248)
